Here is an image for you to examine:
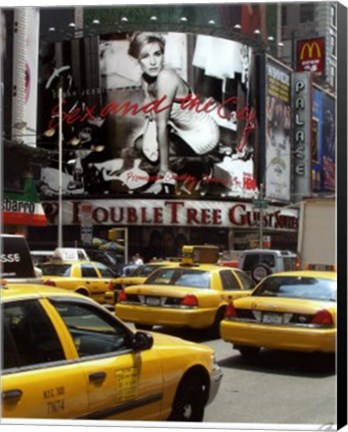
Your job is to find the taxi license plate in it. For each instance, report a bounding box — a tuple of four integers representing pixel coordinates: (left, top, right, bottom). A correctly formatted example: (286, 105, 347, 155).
(146, 297, 161, 306)
(262, 313, 282, 324)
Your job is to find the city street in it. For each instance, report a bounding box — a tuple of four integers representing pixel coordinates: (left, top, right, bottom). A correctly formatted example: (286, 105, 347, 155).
(151, 326, 336, 426)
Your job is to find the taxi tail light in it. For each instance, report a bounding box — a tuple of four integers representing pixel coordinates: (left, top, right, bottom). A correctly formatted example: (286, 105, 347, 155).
(180, 294, 198, 307)
(118, 289, 127, 302)
(107, 281, 114, 291)
(44, 279, 56, 287)
(311, 309, 333, 326)
(225, 301, 237, 318)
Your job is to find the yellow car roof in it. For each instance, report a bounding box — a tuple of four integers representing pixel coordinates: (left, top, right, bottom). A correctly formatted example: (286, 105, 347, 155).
(1, 283, 89, 302)
(267, 270, 337, 279)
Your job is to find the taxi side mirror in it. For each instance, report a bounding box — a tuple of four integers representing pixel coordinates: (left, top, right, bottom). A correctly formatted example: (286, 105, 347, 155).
(131, 331, 154, 351)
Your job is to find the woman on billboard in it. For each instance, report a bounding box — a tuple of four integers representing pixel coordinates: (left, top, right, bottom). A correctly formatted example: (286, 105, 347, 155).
(128, 32, 220, 194)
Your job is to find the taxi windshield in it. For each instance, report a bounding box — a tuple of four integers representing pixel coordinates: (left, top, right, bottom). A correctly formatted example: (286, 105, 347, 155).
(253, 276, 337, 301)
(146, 268, 211, 289)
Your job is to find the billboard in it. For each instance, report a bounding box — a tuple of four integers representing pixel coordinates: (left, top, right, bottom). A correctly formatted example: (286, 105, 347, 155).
(264, 57, 292, 202)
(37, 32, 258, 199)
(296, 37, 325, 76)
(311, 87, 336, 193)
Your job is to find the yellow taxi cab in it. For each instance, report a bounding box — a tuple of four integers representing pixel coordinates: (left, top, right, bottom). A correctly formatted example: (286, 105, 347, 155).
(115, 245, 256, 336)
(114, 261, 178, 290)
(1, 282, 222, 421)
(220, 271, 337, 356)
(39, 259, 117, 305)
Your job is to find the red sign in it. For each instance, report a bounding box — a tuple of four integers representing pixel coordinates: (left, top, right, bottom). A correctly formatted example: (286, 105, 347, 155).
(296, 38, 325, 75)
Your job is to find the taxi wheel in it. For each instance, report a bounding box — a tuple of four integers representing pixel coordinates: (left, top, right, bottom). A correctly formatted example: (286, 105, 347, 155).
(134, 324, 153, 331)
(210, 308, 225, 338)
(238, 346, 260, 357)
(169, 375, 205, 421)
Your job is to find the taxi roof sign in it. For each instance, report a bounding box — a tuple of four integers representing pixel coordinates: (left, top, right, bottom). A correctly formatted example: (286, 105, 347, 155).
(53, 248, 90, 262)
(182, 245, 219, 265)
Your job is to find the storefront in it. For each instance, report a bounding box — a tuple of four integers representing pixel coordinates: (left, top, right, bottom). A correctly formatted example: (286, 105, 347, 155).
(27, 198, 298, 261)
(2, 178, 48, 235)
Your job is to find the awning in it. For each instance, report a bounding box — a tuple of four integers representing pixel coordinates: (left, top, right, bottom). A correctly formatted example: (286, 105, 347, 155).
(2, 178, 47, 226)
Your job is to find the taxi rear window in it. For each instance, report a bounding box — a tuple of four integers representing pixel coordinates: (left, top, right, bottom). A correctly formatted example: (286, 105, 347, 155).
(40, 264, 72, 277)
(146, 268, 211, 289)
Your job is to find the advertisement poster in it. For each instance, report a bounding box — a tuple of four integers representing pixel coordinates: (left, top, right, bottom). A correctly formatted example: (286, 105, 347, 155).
(38, 32, 258, 199)
(312, 87, 336, 193)
(264, 56, 291, 202)
(322, 91, 336, 192)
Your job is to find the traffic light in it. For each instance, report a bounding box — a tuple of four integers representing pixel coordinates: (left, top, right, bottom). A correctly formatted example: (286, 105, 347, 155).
(108, 228, 121, 242)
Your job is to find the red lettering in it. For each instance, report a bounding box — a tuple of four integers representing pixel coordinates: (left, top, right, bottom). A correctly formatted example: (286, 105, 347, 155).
(66, 107, 82, 125)
(127, 208, 137, 223)
(186, 208, 199, 224)
(153, 207, 163, 224)
(164, 201, 185, 224)
(142, 96, 171, 114)
(228, 204, 246, 226)
(93, 207, 108, 223)
(80, 105, 97, 122)
(140, 207, 151, 223)
(110, 207, 123, 223)
(212, 209, 222, 225)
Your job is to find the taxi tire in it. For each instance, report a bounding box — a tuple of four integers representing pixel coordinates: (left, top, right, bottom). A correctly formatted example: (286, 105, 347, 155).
(169, 375, 205, 421)
(210, 307, 225, 338)
(134, 324, 153, 331)
(238, 346, 260, 357)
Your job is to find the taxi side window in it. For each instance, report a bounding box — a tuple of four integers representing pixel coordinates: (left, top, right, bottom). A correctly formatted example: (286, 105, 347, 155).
(3, 300, 65, 370)
(81, 264, 99, 278)
(220, 270, 240, 290)
(235, 270, 256, 290)
(52, 301, 129, 357)
(95, 262, 115, 278)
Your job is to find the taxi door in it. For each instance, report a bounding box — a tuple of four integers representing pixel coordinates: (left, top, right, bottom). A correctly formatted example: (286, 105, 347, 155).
(218, 269, 255, 301)
(2, 298, 89, 419)
(51, 299, 164, 421)
(79, 263, 109, 303)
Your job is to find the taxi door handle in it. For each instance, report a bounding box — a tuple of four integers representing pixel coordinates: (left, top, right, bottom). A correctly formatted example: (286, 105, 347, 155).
(89, 372, 106, 382)
(2, 389, 23, 401)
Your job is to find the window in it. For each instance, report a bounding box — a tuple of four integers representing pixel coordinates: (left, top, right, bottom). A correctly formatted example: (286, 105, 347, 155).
(281, 6, 288, 26)
(330, 34, 336, 56)
(3, 300, 65, 369)
(95, 262, 115, 278)
(330, 4, 337, 27)
(40, 264, 72, 276)
(81, 263, 98, 277)
(52, 301, 129, 357)
(235, 270, 256, 290)
(300, 3, 314, 23)
(329, 64, 336, 88)
(220, 270, 240, 290)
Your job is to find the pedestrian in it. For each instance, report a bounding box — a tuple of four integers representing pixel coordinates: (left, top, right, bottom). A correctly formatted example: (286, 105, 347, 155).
(134, 253, 144, 265)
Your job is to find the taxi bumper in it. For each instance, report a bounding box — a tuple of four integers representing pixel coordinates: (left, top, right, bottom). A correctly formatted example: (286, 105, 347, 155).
(116, 304, 216, 329)
(220, 319, 336, 353)
(207, 363, 223, 405)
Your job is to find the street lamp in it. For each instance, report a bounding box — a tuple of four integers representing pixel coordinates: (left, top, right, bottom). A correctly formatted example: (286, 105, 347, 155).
(58, 86, 63, 248)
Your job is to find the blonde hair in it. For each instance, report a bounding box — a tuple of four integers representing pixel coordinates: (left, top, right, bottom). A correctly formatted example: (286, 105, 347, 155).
(128, 32, 165, 59)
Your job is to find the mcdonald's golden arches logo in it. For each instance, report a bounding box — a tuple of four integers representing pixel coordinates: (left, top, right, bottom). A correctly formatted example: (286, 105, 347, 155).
(296, 38, 325, 75)
(300, 41, 322, 60)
